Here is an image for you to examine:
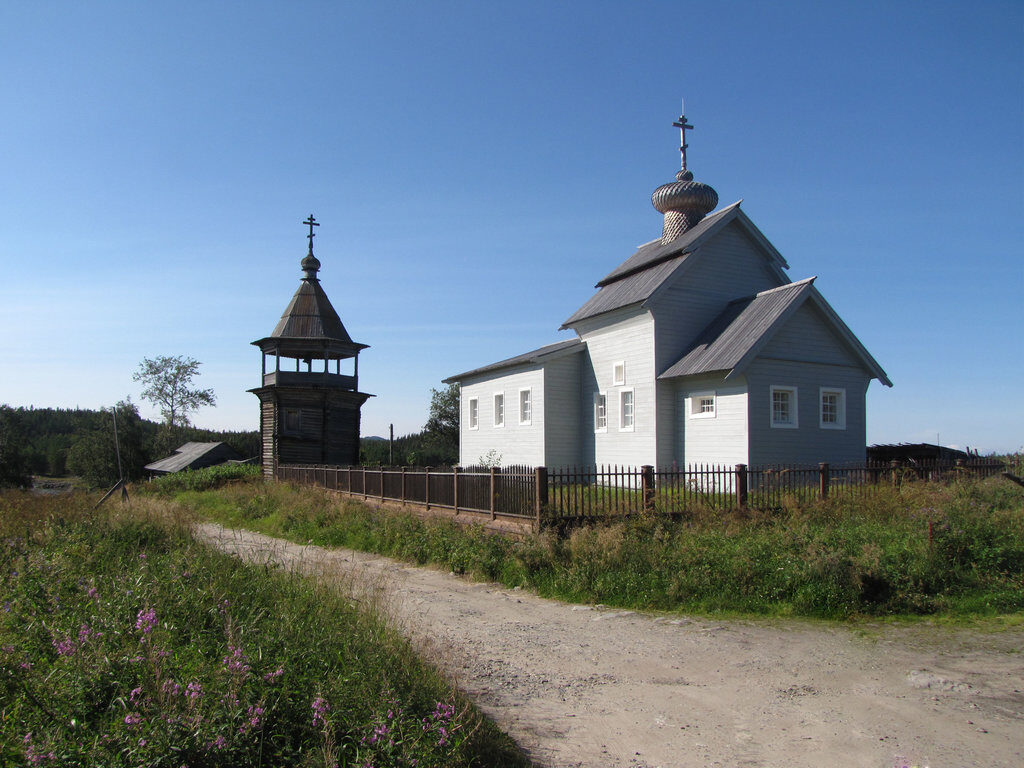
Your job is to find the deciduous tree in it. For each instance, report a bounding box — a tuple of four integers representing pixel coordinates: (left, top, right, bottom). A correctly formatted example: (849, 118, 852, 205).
(133, 355, 216, 429)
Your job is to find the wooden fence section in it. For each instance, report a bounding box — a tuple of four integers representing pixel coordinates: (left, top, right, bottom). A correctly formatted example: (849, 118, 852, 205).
(275, 464, 540, 522)
(277, 458, 1008, 530)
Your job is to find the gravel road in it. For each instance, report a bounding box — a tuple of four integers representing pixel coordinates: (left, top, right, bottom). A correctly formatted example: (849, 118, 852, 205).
(195, 523, 1024, 768)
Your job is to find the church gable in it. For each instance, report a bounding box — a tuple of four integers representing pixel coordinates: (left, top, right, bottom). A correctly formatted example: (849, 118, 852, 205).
(757, 300, 863, 369)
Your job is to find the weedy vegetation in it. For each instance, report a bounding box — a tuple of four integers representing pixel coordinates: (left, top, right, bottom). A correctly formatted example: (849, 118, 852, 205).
(159, 467, 1024, 621)
(0, 491, 528, 767)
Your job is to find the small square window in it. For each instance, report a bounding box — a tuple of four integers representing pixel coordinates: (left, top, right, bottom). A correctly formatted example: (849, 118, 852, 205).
(493, 393, 504, 427)
(283, 408, 301, 434)
(620, 389, 634, 431)
(519, 389, 532, 425)
(594, 392, 607, 432)
(468, 398, 478, 430)
(689, 391, 716, 419)
(770, 385, 798, 428)
(613, 361, 625, 386)
(820, 388, 846, 430)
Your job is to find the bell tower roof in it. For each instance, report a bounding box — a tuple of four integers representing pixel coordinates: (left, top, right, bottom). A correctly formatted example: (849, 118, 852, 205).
(251, 216, 368, 359)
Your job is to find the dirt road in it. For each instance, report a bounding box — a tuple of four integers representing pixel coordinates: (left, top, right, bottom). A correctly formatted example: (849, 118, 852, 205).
(195, 523, 1023, 768)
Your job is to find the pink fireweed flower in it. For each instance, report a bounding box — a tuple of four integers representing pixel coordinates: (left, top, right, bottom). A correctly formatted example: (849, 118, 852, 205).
(311, 696, 330, 728)
(78, 623, 101, 644)
(136, 607, 157, 635)
(51, 636, 77, 656)
(222, 645, 250, 675)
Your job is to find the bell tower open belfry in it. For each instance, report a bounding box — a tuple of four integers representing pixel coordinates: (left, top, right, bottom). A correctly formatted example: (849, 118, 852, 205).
(250, 215, 371, 477)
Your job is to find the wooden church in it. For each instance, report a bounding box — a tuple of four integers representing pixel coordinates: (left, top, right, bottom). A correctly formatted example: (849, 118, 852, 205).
(250, 216, 371, 477)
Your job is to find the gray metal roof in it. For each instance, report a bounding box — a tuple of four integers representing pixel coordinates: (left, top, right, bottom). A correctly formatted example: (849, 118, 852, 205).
(562, 254, 689, 327)
(596, 202, 739, 287)
(562, 201, 792, 329)
(659, 279, 816, 379)
(144, 442, 243, 474)
(443, 338, 584, 383)
(659, 277, 893, 387)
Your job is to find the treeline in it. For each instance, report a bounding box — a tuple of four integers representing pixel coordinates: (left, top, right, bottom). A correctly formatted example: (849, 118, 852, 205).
(0, 404, 259, 488)
(359, 431, 457, 467)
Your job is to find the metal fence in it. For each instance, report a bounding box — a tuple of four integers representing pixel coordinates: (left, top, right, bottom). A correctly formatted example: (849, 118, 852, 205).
(276, 457, 1010, 530)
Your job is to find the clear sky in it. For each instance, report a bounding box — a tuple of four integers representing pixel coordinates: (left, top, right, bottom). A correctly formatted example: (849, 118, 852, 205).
(1, 1, 1021, 453)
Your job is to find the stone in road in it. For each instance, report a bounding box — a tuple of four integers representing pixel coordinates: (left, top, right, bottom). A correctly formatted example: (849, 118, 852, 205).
(196, 523, 1024, 768)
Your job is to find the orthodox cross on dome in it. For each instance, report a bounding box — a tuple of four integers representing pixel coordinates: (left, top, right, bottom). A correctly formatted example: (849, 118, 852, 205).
(303, 214, 320, 254)
(672, 99, 694, 173)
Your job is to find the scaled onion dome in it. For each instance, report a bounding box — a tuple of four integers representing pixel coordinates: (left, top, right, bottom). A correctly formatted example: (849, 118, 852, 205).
(651, 168, 718, 244)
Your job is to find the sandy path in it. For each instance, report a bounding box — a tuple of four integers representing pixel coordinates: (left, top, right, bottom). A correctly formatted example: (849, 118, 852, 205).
(195, 523, 1024, 768)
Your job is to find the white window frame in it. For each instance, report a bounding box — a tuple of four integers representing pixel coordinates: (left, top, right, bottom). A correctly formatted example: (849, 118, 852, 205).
(493, 392, 504, 428)
(612, 361, 625, 386)
(819, 387, 846, 430)
(518, 388, 532, 426)
(619, 388, 635, 431)
(594, 392, 607, 433)
(770, 385, 798, 429)
(468, 397, 479, 430)
(688, 390, 717, 419)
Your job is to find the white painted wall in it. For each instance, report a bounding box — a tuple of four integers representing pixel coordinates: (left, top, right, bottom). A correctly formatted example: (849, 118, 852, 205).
(573, 306, 657, 467)
(458, 365, 545, 467)
(676, 374, 749, 467)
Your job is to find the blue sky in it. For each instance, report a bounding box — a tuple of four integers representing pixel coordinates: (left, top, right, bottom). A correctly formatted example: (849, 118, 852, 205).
(1, 1, 1021, 452)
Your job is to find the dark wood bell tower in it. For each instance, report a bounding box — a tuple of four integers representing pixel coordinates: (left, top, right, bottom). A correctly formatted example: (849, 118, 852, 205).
(250, 216, 371, 477)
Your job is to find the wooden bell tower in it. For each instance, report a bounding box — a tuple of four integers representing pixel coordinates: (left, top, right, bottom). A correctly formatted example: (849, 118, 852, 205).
(250, 216, 371, 477)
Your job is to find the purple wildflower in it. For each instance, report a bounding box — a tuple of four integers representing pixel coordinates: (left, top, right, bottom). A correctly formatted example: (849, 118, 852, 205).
(209, 735, 227, 750)
(162, 679, 182, 697)
(86, 585, 99, 600)
(222, 645, 250, 675)
(78, 623, 101, 644)
(129, 686, 144, 704)
(263, 667, 284, 682)
(186, 681, 203, 702)
(311, 696, 330, 728)
(136, 607, 157, 635)
(51, 636, 77, 657)
(124, 712, 143, 727)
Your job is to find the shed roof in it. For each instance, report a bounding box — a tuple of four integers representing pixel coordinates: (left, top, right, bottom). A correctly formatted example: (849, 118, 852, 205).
(658, 278, 892, 387)
(562, 201, 789, 328)
(443, 338, 584, 383)
(144, 442, 243, 475)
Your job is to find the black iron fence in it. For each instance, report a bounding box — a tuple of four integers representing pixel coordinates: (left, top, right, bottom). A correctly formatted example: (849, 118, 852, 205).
(276, 457, 1010, 530)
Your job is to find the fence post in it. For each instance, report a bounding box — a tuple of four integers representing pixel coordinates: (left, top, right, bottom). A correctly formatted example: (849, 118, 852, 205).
(362, 466, 368, 500)
(401, 467, 407, 503)
(489, 467, 497, 520)
(735, 463, 748, 508)
(890, 459, 901, 487)
(641, 465, 655, 512)
(819, 462, 830, 500)
(534, 466, 548, 532)
(425, 466, 431, 510)
(453, 466, 460, 515)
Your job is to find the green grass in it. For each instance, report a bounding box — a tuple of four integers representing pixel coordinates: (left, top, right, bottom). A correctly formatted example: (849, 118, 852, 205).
(143, 462, 261, 494)
(169, 473, 1024, 621)
(0, 492, 527, 767)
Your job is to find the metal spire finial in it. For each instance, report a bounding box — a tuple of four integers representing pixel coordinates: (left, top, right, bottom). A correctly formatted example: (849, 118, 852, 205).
(303, 214, 319, 255)
(672, 99, 694, 173)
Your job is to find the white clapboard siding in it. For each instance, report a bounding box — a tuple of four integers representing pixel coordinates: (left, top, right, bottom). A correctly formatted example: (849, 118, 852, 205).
(458, 366, 545, 467)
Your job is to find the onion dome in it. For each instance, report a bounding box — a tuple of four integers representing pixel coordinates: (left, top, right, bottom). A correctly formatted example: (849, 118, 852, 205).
(652, 106, 718, 243)
(301, 252, 321, 280)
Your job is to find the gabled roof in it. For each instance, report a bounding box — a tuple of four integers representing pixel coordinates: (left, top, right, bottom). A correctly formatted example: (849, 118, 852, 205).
(144, 442, 243, 474)
(562, 201, 789, 328)
(658, 278, 892, 387)
(443, 338, 584, 383)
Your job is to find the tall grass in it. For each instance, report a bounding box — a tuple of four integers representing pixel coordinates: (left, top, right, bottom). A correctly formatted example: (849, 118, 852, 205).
(171, 474, 1024, 620)
(0, 492, 527, 767)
